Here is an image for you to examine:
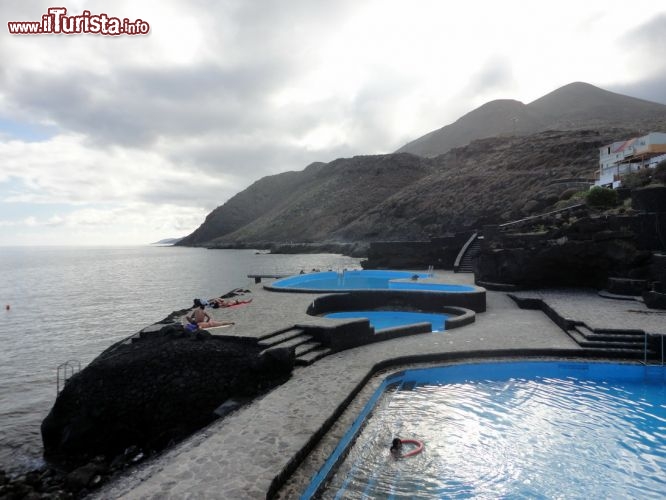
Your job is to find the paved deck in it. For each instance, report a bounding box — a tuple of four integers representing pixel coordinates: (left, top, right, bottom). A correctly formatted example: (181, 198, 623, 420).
(94, 273, 663, 499)
(511, 288, 666, 333)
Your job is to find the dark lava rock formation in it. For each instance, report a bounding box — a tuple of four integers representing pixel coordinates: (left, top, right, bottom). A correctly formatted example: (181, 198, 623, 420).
(41, 326, 294, 464)
(474, 212, 660, 288)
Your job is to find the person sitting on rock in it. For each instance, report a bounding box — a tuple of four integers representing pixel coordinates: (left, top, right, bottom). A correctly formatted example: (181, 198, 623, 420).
(185, 304, 234, 330)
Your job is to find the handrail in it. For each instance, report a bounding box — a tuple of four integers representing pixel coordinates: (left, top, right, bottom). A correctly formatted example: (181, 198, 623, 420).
(453, 232, 478, 272)
(498, 203, 585, 229)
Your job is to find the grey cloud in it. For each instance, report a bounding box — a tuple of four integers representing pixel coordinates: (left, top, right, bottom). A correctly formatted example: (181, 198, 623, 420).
(608, 14, 666, 107)
(169, 137, 356, 179)
(349, 77, 418, 152)
(465, 57, 515, 97)
(139, 139, 358, 211)
(140, 181, 238, 212)
(7, 60, 294, 148)
(622, 13, 666, 49)
(1, 0, 356, 151)
(608, 74, 666, 107)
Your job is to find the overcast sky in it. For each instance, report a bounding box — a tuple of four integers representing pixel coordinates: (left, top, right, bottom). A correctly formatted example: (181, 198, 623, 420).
(1, 0, 665, 245)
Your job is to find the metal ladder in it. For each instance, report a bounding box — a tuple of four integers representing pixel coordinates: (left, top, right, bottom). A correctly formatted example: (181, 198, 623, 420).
(56, 360, 81, 394)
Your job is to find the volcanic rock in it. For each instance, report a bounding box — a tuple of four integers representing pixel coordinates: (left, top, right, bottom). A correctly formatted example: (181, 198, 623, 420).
(41, 326, 294, 464)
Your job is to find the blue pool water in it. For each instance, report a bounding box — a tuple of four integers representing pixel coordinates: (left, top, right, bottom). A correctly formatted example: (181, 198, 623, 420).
(271, 270, 476, 292)
(304, 361, 666, 499)
(324, 311, 448, 331)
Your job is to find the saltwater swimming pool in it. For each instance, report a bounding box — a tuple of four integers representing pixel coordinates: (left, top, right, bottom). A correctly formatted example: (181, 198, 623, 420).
(324, 311, 449, 332)
(269, 270, 476, 293)
(303, 361, 666, 499)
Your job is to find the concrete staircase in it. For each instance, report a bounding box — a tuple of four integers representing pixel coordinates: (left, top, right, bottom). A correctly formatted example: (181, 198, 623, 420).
(258, 326, 332, 366)
(455, 234, 481, 273)
(459, 238, 481, 273)
(566, 323, 653, 359)
(510, 294, 658, 360)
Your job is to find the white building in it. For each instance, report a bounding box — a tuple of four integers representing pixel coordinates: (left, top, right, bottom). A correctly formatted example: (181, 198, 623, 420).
(595, 132, 666, 188)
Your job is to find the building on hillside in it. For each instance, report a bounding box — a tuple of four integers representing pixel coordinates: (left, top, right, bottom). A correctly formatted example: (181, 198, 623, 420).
(595, 132, 666, 188)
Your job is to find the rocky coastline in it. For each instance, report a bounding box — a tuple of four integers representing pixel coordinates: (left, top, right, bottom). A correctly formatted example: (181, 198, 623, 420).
(204, 240, 368, 258)
(1, 298, 296, 499)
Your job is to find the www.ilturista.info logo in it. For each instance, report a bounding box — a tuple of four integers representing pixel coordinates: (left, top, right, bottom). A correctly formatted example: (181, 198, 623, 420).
(7, 7, 150, 35)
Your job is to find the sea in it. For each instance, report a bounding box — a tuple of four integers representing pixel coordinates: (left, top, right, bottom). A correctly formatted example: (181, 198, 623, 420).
(0, 246, 361, 476)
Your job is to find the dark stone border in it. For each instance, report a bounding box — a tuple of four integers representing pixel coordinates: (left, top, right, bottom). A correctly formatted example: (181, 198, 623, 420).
(303, 288, 486, 314)
(442, 306, 476, 329)
(264, 280, 486, 313)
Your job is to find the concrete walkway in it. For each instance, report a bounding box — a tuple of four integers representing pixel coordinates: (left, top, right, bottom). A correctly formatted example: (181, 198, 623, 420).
(511, 288, 666, 333)
(95, 273, 662, 499)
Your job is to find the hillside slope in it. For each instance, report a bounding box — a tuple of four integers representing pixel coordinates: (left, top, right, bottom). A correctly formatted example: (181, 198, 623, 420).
(206, 154, 433, 245)
(339, 128, 634, 240)
(178, 163, 326, 246)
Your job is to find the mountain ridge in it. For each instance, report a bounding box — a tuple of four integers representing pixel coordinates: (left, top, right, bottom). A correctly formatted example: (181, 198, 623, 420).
(177, 82, 666, 248)
(396, 82, 666, 157)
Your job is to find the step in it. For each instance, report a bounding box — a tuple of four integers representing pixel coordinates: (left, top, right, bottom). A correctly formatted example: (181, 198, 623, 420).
(259, 333, 312, 350)
(567, 328, 645, 349)
(258, 328, 307, 347)
(258, 326, 306, 342)
(294, 341, 323, 357)
(573, 326, 645, 343)
(295, 347, 333, 366)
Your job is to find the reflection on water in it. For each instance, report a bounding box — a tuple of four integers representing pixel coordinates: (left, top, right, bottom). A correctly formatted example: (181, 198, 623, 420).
(322, 367, 666, 499)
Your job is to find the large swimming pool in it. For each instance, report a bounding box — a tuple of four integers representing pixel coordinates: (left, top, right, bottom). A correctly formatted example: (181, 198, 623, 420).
(303, 361, 666, 499)
(269, 270, 476, 293)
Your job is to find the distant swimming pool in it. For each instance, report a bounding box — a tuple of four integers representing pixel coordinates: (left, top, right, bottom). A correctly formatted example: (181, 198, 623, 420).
(270, 270, 476, 293)
(324, 311, 448, 332)
(303, 361, 666, 499)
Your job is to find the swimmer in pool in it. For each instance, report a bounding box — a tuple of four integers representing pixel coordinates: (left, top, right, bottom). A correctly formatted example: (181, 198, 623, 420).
(390, 438, 403, 456)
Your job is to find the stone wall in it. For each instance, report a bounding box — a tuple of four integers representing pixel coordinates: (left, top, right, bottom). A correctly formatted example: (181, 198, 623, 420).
(361, 233, 472, 270)
(475, 215, 655, 288)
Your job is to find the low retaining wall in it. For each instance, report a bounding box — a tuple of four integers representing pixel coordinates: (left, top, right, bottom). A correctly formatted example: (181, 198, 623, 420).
(306, 288, 486, 315)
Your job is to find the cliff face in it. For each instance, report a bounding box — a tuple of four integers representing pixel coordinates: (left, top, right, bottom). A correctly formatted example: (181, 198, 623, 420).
(179, 153, 434, 246)
(178, 165, 324, 246)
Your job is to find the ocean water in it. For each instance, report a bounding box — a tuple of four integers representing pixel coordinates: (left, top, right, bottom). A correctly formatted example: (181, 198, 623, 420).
(0, 246, 360, 475)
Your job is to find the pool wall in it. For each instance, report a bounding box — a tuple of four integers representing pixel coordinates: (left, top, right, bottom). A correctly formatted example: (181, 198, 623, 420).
(296, 319, 434, 352)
